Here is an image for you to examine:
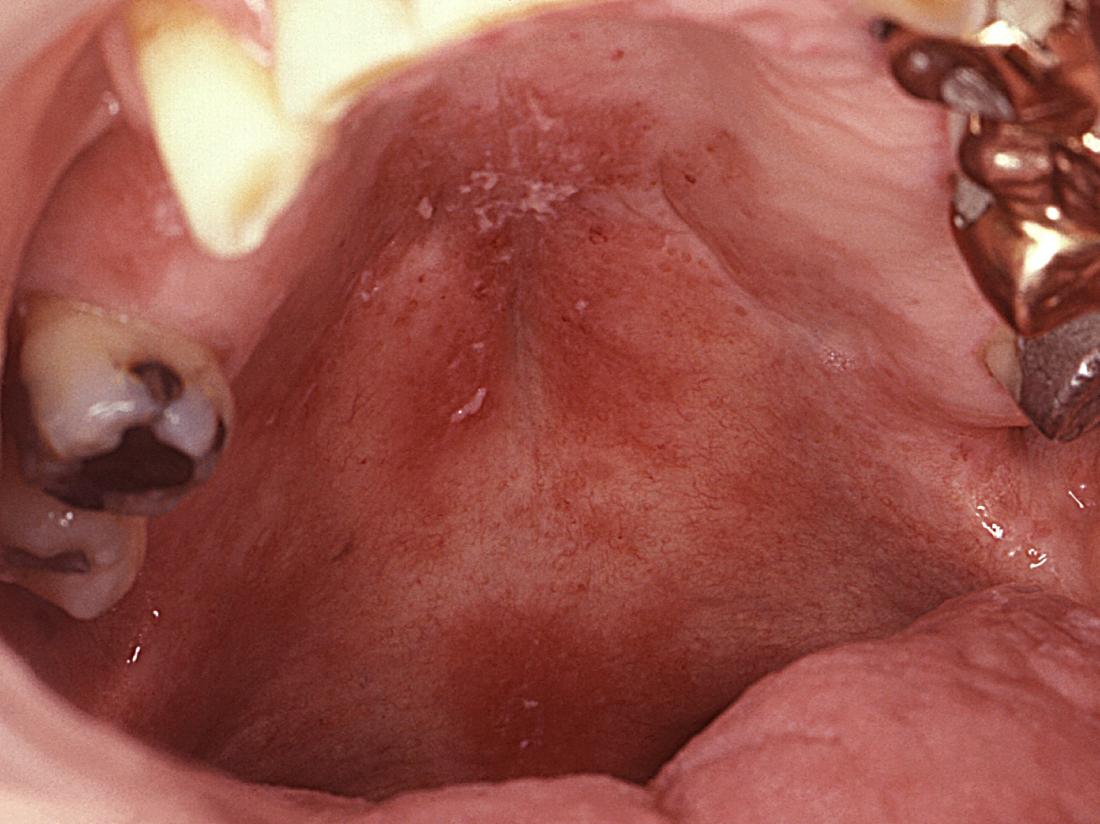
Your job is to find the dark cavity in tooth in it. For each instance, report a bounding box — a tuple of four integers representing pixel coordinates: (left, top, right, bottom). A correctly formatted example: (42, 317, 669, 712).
(46, 426, 196, 512)
(130, 361, 184, 405)
(2, 546, 91, 575)
(5, 295, 235, 516)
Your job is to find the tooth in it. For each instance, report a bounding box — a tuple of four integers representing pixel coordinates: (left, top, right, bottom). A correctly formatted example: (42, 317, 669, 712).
(858, 1, 992, 38)
(273, 0, 419, 121)
(272, 0, 581, 123)
(988, 1, 1066, 43)
(128, 0, 322, 258)
(984, 325, 1022, 400)
(0, 456, 146, 621)
(140, 0, 587, 256)
(6, 294, 233, 517)
(862, 0, 1066, 41)
(412, 0, 579, 49)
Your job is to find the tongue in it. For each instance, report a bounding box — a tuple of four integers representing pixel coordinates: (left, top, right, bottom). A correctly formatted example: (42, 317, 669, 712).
(656, 584, 1100, 823)
(2, 0, 1100, 815)
(3, 585, 1098, 821)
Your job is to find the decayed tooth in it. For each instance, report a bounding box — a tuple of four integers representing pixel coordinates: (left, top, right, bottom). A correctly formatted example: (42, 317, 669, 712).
(128, 0, 321, 258)
(7, 294, 233, 517)
(0, 460, 146, 620)
(273, 0, 419, 121)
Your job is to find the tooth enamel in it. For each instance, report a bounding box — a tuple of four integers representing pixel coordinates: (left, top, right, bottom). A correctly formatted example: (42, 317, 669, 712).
(128, 0, 322, 258)
(859, 0, 992, 38)
(153, 387, 220, 457)
(134, 0, 588, 257)
(984, 326, 1022, 400)
(413, 0, 577, 47)
(11, 294, 233, 516)
(993, 0, 1064, 42)
(862, 0, 1066, 40)
(273, 0, 419, 121)
(0, 462, 146, 620)
(273, 0, 580, 123)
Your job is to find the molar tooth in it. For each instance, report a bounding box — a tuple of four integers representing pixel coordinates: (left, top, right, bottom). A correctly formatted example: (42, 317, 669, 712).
(128, 0, 321, 258)
(154, 386, 220, 458)
(7, 294, 233, 517)
(0, 460, 146, 621)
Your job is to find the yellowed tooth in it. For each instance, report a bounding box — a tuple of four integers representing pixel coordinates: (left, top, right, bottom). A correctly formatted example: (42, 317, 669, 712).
(12, 294, 233, 517)
(983, 325, 1022, 400)
(128, 0, 321, 258)
(272, 0, 582, 124)
(858, 0, 992, 38)
(274, 0, 419, 122)
(413, 0, 578, 48)
(0, 463, 146, 621)
(860, 0, 1065, 41)
(987, 0, 1064, 42)
(136, 0, 594, 259)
